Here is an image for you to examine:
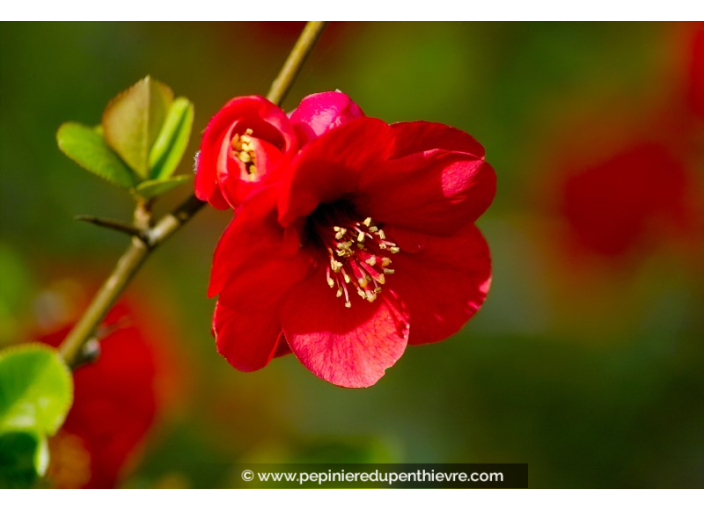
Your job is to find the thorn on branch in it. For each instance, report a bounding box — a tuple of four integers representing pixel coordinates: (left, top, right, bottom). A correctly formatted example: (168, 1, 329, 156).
(75, 215, 146, 240)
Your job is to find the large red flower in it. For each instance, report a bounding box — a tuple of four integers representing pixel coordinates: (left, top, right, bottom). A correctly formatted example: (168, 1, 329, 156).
(204, 92, 495, 388)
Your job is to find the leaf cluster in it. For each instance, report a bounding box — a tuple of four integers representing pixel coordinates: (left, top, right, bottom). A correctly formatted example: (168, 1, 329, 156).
(57, 76, 194, 200)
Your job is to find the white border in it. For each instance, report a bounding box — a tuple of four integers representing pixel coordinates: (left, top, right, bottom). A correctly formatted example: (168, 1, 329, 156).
(2, 3, 702, 22)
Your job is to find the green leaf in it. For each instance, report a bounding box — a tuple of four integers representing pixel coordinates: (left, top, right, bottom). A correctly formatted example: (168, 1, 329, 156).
(149, 97, 194, 180)
(134, 174, 192, 200)
(102, 76, 174, 179)
(0, 344, 73, 436)
(0, 430, 47, 488)
(57, 123, 137, 188)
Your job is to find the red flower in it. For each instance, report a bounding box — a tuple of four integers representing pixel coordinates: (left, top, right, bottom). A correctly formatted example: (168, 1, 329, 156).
(195, 95, 298, 209)
(561, 142, 692, 258)
(195, 92, 365, 210)
(38, 303, 163, 488)
(205, 92, 495, 387)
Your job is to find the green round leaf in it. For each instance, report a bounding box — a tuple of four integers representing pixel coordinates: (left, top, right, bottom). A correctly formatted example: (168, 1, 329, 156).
(102, 76, 174, 179)
(0, 344, 73, 436)
(149, 97, 194, 180)
(57, 122, 137, 188)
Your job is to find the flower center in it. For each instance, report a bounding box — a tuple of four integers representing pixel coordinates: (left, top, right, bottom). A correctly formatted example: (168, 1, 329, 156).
(309, 205, 399, 309)
(231, 128, 258, 180)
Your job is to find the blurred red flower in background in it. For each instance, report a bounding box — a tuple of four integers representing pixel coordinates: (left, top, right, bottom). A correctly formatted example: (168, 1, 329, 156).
(36, 297, 181, 488)
(561, 142, 692, 258)
(204, 92, 495, 387)
(686, 24, 704, 120)
(555, 23, 704, 265)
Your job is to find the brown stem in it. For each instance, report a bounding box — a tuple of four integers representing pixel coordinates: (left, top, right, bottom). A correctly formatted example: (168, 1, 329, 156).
(59, 21, 327, 367)
(266, 21, 327, 105)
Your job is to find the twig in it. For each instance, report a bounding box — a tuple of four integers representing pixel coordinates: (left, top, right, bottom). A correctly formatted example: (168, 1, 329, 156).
(59, 21, 328, 367)
(267, 21, 327, 105)
(75, 215, 145, 239)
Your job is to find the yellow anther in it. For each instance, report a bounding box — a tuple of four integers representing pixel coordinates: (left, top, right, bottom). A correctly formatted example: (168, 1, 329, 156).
(366, 257, 376, 266)
(389, 246, 400, 254)
(381, 257, 392, 267)
(238, 151, 251, 163)
(343, 273, 351, 284)
(366, 291, 377, 303)
(336, 289, 343, 298)
(383, 268, 395, 275)
(363, 217, 372, 227)
(345, 301, 352, 309)
(327, 277, 335, 288)
(357, 231, 365, 242)
(359, 278, 368, 288)
(378, 230, 386, 240)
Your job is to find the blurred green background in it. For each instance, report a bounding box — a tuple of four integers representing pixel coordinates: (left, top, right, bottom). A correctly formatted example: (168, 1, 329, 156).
(1, 22, 703, 488)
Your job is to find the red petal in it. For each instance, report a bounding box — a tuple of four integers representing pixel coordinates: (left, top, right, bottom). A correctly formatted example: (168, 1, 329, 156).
(273, 333, 292, 358)
(359, 150, 496, 236)
(387, 224, 491, 345)
(291, 91, 365, 146)
(389, 121, 485, 159)
(208, 188, 308, 301)
(208, 190, 310, 372)
(213, 300, 281, 372)
(195, 123, 231, 210)
(278, 117, 394, 226)
(280, 268, 410, 388)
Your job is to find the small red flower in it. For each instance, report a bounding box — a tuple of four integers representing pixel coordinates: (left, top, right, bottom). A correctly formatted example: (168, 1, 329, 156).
(204, 92, 495, 388)
(195, 95, 298, 209)
(195, 92, 366, 210)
